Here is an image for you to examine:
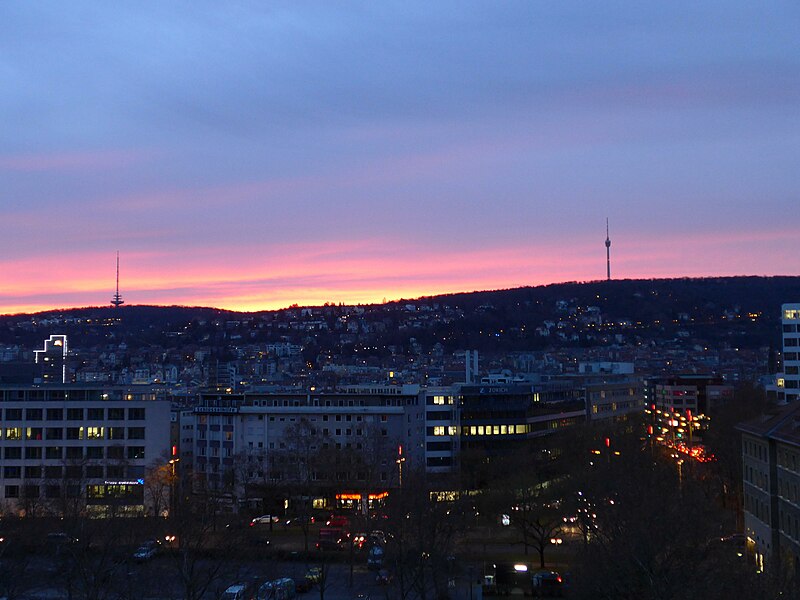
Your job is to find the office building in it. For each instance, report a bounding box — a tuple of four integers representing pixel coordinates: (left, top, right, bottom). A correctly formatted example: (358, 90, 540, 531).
(0, 384, 171, 517)
(781, 304, 800, 403)
(739, 403, 800, 572)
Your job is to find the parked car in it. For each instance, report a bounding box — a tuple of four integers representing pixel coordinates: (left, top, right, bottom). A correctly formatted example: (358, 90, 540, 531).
(250, 515, 280, 526)
(221, 582, 257, 600)
(304, 567, 322, 584)
(257, 578, 296, 600)
(531, 570, 563, 597)
(132, 540, 161, 562)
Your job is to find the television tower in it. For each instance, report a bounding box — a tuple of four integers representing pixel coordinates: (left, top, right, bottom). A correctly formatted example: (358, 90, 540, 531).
(111, 252, 124, 308)
(605, 218, 612, 281)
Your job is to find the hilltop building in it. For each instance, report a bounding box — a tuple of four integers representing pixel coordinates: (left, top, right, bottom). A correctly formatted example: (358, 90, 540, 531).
(34, 334, 68, 384)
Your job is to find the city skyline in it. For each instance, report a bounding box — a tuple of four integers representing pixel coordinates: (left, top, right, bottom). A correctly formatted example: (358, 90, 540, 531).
(2, 2, 799, 314)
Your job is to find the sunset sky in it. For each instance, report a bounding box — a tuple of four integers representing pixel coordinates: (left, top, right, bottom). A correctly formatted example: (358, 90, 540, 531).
(2, 2, 799, 314)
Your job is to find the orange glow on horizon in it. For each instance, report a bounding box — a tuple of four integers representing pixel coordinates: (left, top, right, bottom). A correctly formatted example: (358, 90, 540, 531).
(1, 228, 797, 315)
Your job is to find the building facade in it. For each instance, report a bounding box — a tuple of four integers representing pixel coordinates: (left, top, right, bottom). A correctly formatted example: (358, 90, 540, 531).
(0, 384, 171, 517)
(739, 403, 800, 572)
(781, 304, 800, 403)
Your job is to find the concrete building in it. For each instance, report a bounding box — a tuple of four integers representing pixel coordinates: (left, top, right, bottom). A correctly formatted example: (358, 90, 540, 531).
(191, 386, 422, 512)
(739, 403, 800, 572)
(0, 384, 171, 517)
(780, 303, 800, 403)
(34, 335, 68, 384)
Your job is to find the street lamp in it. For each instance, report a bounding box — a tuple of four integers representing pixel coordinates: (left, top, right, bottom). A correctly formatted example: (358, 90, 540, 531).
(169, 458, 180, 520)
(395, 445, 405, 487)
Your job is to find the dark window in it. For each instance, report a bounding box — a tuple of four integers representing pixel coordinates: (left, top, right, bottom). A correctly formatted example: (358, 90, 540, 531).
(127, 447, 145, 460)
(46, 428, 63, 440)
(86, 447, 103, 459)
(45, 447, 62, 460)
(45, 485, 61, 498)
(128, 408, 145, 420)
(108, 408, 125, 420)
(106, 465, 125, 478)
(107, 446, 124, 460)
(44, 466, 62, 479)
(86, 465, 103, 478)
(67, 408, 84, 420)
(4, 466, 21, 478)
(5, 486, 19, 498)
(5, 408, 22, 421)
(23, 485, 39, 498)
(25, 408, 43, 421)
(66, 427, 82, 440)
(46, 409, 63, 421)
(65, 465, 82, 479)
(107, 427, 125, 440)
(127, 427, 145, 439)
(87, 408, 104, 420)
(66, 447, 83, 459)
(25, 447, 42, 460)
(4, 447, 21, 459)
(25, 466, 41, 478)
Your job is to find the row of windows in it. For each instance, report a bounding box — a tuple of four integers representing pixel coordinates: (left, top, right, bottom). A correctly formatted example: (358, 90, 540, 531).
(743, 439, 768, 462)
(6, 484, 80, 499)
(778, 477, 800, 504)
(2, 426, 144, 441)
(0, 391, 157, 402)
(745, 491, 770, 523)
(429, 395, 455, 405)
(428, 424, 528, 436)
(744, 464, 769, 490)
(778, 447, 800, 472)
(3, 462, 144, 480)
(0, 445, 144, 462)
(0, 407, 145, 421)
(780, 507, 800, 543)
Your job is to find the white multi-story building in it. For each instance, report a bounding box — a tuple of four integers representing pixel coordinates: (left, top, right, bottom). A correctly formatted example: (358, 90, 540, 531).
(191, 386, 424, 510)
(781, 304, 800, 403)
(0, 385, 171, 517)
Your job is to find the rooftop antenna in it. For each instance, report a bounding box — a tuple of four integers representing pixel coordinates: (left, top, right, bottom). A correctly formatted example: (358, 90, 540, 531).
(605, 218, 612, 281)
(111, 251, 124, 307)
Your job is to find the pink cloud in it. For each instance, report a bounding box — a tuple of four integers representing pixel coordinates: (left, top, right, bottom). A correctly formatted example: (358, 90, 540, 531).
(0, 149, 149, 172)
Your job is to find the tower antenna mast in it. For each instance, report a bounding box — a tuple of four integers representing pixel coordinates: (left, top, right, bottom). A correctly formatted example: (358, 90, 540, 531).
(111, 252, 124, 307)
(605, 218, 612, 281)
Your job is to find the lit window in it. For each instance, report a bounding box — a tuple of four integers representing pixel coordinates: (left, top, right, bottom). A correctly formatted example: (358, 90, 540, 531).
(86, 427, 104, 439)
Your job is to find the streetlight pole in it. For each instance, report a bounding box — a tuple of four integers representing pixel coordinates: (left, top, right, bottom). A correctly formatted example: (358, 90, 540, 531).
(395, 445, 405, 488)
(169, 458, 180, 521)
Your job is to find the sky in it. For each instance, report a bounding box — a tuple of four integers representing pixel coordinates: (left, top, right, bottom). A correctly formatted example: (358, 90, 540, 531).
(1, 1, 799, 314)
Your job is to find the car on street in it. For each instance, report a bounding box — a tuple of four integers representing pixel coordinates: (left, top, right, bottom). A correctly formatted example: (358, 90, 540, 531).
(132, 540, 161, 562)
(531, 570, 563, 597)
(251, 515, 280, 525)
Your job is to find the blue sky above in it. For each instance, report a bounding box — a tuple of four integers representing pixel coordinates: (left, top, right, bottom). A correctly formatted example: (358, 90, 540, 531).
(1, 1, 799, 312)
